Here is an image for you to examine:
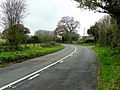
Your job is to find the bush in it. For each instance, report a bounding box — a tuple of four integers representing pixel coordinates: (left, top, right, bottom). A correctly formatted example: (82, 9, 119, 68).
(0, 39, 6, 45)
(0, 45, 24, 52)
(40, 41, 58, 47)
(41, 43, 51, 47)
(48, 41, 58, 46)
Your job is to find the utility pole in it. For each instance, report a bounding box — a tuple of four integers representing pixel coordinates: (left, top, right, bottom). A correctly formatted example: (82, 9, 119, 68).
(83, 28, 85, 36)
(83, 28, 86, 42)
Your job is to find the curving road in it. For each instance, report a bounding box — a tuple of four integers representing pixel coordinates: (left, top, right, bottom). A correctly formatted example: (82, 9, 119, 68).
(0, 44, 98, 90)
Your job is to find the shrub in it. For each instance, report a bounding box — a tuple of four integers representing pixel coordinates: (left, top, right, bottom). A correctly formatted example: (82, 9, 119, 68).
(0, 45, 24, 52)
(41, 43, 50, 47)
(0, 39, 6, 45)
(48, 41, 58, 46)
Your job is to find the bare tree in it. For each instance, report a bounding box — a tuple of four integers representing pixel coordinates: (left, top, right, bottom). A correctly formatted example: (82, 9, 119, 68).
(0, 0, 28, 48)
(58, 16, 80, 33)
(1, 0, 27, 28)
(54, 25, 67, 37)
(54, 16, 80, 43)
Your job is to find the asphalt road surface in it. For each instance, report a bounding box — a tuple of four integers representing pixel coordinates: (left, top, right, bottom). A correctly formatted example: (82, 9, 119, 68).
(0, 44, 98, 90)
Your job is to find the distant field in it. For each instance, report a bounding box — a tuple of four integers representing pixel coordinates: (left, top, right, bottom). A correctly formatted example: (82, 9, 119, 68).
(0, 44, 64, 64)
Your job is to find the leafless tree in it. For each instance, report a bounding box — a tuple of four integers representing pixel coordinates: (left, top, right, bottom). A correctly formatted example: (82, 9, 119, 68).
(54, 25, 67, 37)
(54, 16, 80, 43)
(0, 0, 28, 48)
(0, 0, 27, 28)
(57, 16, 80, 33)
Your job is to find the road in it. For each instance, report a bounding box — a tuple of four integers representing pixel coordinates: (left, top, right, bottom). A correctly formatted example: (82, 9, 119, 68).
(0, 44, 98, 90)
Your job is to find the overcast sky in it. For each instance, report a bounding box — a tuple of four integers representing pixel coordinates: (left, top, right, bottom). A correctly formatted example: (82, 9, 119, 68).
(0, 0, 106, 36)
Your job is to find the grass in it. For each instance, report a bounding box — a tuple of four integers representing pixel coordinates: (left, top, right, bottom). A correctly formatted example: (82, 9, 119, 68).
(93, 45, 120, 90)
(0, 44, 64, 64)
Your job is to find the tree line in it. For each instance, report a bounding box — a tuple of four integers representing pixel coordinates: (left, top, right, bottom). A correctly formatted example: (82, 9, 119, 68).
(75, 0, 120, 47)
(30, 16, 80, 45)
(88, 15, 120, 48)
(0, 0, 80, 52)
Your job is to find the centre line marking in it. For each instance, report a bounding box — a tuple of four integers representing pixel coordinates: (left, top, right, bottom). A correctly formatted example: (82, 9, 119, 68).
(59, 60, 64, 63)
(28, 74, 40, 80)
(0, 46, 77, 90)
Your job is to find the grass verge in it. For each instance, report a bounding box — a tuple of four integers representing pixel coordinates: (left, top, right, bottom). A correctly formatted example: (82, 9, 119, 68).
(0, 45, 64, 65)
(79, 43, 95, 46)
(93, 45, 120, 90)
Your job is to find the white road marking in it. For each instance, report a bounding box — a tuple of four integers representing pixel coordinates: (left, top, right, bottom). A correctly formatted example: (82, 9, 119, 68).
(0, 46, 77, 90)
(28, 74, 40, 80)
(12, 86, 16, 89)
(59, 60, 64, 63)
